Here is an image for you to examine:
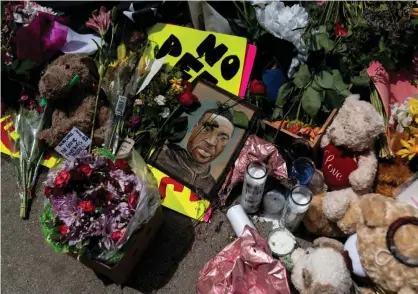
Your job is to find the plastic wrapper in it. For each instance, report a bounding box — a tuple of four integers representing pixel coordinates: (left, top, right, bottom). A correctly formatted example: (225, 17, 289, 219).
(218, 135, 288, 204)
(196, 226, 291, 294)
(13, 105, 47, 218)
(40, 149, 161, 264)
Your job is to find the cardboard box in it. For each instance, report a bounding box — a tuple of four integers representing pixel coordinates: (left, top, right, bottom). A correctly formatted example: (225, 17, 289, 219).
(76, 207, 164, 284)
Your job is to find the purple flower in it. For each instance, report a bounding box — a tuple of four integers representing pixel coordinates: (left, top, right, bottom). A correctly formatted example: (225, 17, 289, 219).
(50, 192, 79, 227)
(127, 115, 141, 128)
(85, 6, 110, 37)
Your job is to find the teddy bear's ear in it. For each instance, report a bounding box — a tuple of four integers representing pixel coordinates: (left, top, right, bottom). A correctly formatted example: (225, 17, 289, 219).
(345, 94, 360, 102)
(313, 237, 344, 253)
(291, 248, 306, 265)
(80, 56, 99, 81)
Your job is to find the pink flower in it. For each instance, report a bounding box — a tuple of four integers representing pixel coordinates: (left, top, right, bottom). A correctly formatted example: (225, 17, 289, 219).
(85, 6, 110, 37)
(335, 23, 348, 37)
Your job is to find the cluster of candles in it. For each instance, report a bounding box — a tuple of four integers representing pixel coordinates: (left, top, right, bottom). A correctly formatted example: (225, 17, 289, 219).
(228, 157, 317, 256)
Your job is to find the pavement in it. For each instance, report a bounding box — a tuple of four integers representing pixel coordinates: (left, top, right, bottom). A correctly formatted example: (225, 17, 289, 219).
(2, 154, 279, 294)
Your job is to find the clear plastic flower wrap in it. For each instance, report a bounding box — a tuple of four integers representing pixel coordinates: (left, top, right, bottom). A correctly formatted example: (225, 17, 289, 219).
(40, 148, 161, 264)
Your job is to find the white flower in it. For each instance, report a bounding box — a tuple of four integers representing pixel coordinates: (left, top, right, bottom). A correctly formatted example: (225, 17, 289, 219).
(14, 2, 56, 25)
(160, 107, 170, 118)
(249, 0, 269, 8)
(390, 99, 413, 132)
(154, 95, 166, 106)
(255, 1, 309, 77)
(134, 99, 143, 106)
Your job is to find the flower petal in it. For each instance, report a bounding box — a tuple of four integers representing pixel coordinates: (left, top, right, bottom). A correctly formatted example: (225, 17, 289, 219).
(400, 139, 411, 149)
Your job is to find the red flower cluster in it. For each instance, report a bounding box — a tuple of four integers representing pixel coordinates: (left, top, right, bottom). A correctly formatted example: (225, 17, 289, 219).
(249, 80, 265, 95)
(179, 81, 199, 106)
(78, 200, 96, 212)
(55, 170, 71, 188)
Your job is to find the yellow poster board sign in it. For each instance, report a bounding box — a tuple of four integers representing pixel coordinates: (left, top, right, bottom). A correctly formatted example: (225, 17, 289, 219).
(147, 23, 247, 95)
(148, 165, 212, 222)
(0, 116, 61, 168)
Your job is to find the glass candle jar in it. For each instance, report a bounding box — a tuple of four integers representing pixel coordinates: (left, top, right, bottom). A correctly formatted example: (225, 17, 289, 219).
(240, 161, 268, 213)
(284, 185, 312, 232)
(291, 157, 315, 185)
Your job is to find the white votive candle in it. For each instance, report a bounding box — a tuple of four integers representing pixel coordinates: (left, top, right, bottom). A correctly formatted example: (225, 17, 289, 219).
(268, 229, 296, 256)
(240, 162, 268, 213)
(263, 190, 286, 215)
(284, 185, 312, 232)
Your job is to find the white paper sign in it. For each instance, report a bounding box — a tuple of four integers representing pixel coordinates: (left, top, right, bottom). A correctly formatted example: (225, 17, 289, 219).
(116, 137, 135, 159)
(55, 127, 91, 161)
(115, 95, 127, 116)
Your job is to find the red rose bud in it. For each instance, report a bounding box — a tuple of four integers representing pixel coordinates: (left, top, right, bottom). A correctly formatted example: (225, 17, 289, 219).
(44, 186, 53, 197)
(111, 230, 124, 242)
(249, 80, 265, 95)
(335, 23, 348, 37)
(78, 200, 96, 212)
(115, 159, 129, 170)
(59, 224, 69, 235)
(124, 182, 134, 193)
(55, 170, 71, 188)
(106, 158, 116, 171)
(179, 89, 198, 106)
(288, 122, 301, 134)
(79, 164, 92, 177)
(128, 191, 139, 209)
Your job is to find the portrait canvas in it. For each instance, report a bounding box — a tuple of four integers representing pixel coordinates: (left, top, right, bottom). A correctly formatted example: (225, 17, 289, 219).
(149, 81, 256, 199)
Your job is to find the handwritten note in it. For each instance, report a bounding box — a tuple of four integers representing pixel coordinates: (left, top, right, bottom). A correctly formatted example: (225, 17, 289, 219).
(55, 127, 91, 161)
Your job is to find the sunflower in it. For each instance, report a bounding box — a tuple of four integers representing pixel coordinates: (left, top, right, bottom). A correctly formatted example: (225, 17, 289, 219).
(396, 135, 418, 160)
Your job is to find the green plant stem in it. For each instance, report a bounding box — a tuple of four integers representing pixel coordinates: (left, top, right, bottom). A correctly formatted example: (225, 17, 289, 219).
(146, 104, 181, 161)
(89, 77, 103, 152)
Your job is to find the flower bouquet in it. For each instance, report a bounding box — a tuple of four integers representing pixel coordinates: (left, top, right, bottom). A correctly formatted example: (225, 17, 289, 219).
(40, 150, 161, 264)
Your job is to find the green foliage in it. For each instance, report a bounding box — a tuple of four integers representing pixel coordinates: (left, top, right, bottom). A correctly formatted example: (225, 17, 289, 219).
(350, 69, 370, 87)
(232, 110, 249, 129)
(163, 116, 188, 142)
(40, 203, 70, 254)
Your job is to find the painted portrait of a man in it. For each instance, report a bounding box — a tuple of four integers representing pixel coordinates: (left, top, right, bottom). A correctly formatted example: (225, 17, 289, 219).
(155, 109, 234, 193)
(150, 81, 255, 197)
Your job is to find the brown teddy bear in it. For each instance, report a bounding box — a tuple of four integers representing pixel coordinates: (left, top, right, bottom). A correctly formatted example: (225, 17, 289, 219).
(38, 54, 111, 147)
(344, 194, 418, 294)
(303, 95, 384, 237)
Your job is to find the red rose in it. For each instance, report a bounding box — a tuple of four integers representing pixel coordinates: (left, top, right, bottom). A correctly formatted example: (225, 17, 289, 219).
(179, 89, 199, 106)
(111, 230, 124, 242)
(78, 200, 96, 212)
(106, 158, 116, 171)
(44, 186, 53, 197)
(249, 80, 265, 95)
(334, 23, 348, 37)
(79, 164, 92, 177)
(128, 191, 139, 209)
(55, 170, 71, 188)
(115, 159, 129, 171)
(59, 224, 69, 235)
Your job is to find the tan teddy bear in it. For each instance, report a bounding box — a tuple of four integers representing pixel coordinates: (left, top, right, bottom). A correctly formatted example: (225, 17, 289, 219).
(303, 95, 385, 236)
(38, 54, 111, 147)
(344, 194, 418, 294)
(291, 237, 352, 294)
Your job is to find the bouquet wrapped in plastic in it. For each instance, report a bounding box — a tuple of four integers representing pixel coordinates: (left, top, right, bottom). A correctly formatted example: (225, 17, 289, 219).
(40, 149, 160, 264)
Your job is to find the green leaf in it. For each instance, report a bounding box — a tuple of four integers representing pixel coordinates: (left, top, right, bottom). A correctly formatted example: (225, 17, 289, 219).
(331, 69, 349, 92)
(144, 106, 160, 119)
(314, 71, 334, 89)
(313, 33, 335, 53)
(376, 3, 388, 12)
(293, 64, 311, 88)
(412, 18, 418, 25)
(272, 107, 282, 120)
(276, 83, 293, 107)
(96, 148, 116, 160)
(350, 70, 370, 87)
(233, 110, 249, 129)
(301, 87, 323, 118)
(378, 36, 385, 52)
(164, 116, 189, 142)
(15, 60, 36, 74)
(117, 42, 127, 59)
(325, 89, 346, 108)
(11, 60, 19, 71)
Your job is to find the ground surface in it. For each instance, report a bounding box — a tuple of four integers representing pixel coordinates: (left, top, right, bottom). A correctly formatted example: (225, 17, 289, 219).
(1, 155, 283, 294)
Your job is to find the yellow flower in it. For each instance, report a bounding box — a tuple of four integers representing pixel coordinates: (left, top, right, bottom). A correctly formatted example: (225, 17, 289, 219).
(408, 98, 418, 116)
(396, 135, 418, 160)
(169, 78, 183, 93)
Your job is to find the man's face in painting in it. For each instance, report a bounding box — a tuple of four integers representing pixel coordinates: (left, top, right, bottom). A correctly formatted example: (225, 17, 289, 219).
(187, 112, 234, 164)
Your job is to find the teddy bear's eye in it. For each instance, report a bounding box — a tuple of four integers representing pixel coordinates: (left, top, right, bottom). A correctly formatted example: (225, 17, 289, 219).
(65, 64, 70, 69)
